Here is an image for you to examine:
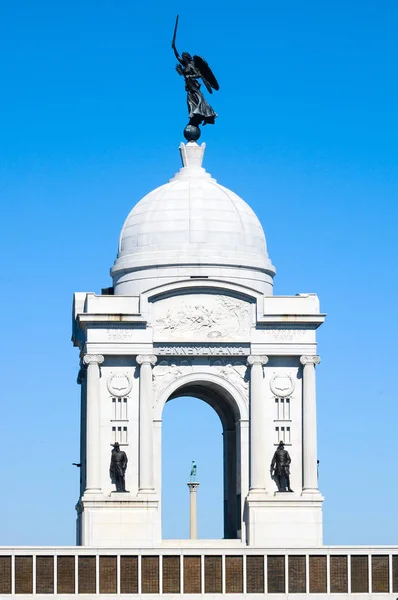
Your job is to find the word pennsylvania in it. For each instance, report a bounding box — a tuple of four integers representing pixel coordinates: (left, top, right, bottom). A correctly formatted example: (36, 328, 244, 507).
(155, 344, 249, 356)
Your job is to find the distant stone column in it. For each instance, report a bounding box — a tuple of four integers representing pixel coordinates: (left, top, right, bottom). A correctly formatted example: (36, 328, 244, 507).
(83, 354, 104, 493)
(137, 354, 157, 492)
(187, 482, 200, 539)
(300, 355, 321, 493)
(247, 355, 269, 492)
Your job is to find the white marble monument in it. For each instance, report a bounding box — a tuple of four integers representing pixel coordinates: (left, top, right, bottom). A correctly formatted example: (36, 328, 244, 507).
(72, 141, 325, 548)
(4, 139, 394, 599)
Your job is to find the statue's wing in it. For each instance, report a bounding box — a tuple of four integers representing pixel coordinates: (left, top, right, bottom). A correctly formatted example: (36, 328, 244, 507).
(193, 55, 219, 93)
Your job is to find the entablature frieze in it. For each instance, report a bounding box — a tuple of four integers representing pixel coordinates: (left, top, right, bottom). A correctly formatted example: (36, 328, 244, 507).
(82, 325, 318, 346)
(83, 341, 318, 357)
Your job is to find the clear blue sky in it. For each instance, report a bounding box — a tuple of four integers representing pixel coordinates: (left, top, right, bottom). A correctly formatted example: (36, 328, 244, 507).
(0, 0, 397, 546)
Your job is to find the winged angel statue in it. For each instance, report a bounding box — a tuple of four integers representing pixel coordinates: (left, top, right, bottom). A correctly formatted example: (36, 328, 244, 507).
(172, 16, 219, 141)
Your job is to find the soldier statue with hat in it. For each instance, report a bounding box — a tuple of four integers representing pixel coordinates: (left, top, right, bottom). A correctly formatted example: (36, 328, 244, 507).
(270, 441, 293, 492)
(109, 442, 128, 492)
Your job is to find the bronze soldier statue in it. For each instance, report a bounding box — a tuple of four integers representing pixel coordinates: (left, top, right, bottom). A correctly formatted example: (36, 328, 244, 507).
(270, 441, 293, 492)
(109, 442, 128, 492)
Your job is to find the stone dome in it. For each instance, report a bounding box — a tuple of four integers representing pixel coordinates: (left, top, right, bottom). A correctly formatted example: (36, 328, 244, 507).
(111, 142, 275, 295)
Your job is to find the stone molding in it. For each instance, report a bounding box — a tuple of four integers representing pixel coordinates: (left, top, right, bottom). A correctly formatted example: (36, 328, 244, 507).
(83, 354, 104, 366)
(247, 355, 268, 366)
(300, 355, 321, 366)
(137, 354, 157, 366)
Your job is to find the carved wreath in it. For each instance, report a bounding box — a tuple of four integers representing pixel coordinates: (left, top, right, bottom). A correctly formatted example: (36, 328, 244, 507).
(269, 373, 295, 398)
(107, 373, 133, 398)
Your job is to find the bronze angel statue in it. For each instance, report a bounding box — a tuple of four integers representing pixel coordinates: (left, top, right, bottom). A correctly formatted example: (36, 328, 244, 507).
(172, 16, 219, 141)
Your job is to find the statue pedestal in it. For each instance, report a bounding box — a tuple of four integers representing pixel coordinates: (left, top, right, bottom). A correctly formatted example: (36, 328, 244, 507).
(245, 492, 323, 548)
(78, 492, 160, 547)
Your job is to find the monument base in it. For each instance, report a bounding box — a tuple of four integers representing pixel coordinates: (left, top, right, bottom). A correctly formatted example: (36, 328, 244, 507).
(245, 491, 323, 547)
(77, 492, 160, 546)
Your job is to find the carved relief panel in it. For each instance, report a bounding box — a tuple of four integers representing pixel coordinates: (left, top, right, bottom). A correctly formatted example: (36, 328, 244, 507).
(210, 359, 248, 398)
(152, 359, 193, 398)
(152, 357, 249, 403)
(152, 294, 252, 341)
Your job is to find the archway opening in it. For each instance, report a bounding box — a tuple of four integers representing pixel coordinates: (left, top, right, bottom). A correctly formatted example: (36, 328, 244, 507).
(162, 396, 223, 539)
(161, 381, 242, 540)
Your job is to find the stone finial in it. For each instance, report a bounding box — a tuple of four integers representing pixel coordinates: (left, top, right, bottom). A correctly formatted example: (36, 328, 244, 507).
(179, 142, 206, 168)
(171, 142, 213, 182)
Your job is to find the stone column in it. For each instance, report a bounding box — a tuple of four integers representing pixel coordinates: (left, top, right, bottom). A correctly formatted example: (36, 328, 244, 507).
(187, 482, 200, 539)
(82, 354, 104, 493)
(137, 354, 157, 492)
(300, 355, 321, 493)
(247, 355, 268, 492)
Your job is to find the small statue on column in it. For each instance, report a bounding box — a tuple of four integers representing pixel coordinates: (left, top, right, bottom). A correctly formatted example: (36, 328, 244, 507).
(270, 441, 293, 492)
(110, 442, 128, 492)
(189, 460, 197, 481)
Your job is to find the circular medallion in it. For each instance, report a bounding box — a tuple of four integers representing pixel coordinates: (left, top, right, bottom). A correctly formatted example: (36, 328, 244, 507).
(270, 373, 295, 398)
(107, 373, 132, 397)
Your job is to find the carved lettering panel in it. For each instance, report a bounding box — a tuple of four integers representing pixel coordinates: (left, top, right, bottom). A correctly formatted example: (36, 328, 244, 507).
(153, 294, 252, 341)
(256, 325, 315, 344)
(156, 344, 249, 356)
(88, 324, 144, 342)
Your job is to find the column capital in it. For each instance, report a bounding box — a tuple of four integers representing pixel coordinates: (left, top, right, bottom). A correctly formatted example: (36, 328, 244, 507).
(247, 355, 268, 367)
(187, 482, 200, 492)
(300, 355, 320, 366)
(137, 354, 157, 366)
(83, 354, 104, 367)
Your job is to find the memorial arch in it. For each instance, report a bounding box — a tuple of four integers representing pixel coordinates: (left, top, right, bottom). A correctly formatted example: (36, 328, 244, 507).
(155, 372, 249, 539)
(73, 141, 325, 548)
